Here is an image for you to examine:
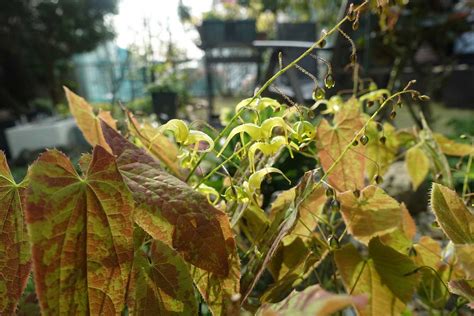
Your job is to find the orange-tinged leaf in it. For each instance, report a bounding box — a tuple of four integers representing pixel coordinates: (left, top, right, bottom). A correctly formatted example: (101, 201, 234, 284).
(368, 237, 419, 302)
(0, 152, 31, 314)
(339, 186, 402, 244)
(258, 284, 367, 316)
(101, 121, 235, 277)
(335, 244, 406, 316)
(405, 146, 430, 190)
(430, 183, 474, 244)
(131, 240, 198, 315)
(26, 146, 134, 315)
(316, 100, 365, 191)
(64, 87, 116, 151)
(434, 133, 474, 157)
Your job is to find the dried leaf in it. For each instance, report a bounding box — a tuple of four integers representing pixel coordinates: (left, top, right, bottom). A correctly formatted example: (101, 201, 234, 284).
(430, 183, 474, 244)
(132, 240, 198, 315)
(258, 284, 367, 316)
(64, 87, 116, 151)
(26, 146, 134, 314)
(369, 237, 419, 302)
(405, 146, 430, 190)
(434, 133, 474, 157)
(0, 152, 31, 314)
(339, 186, 402, 244)
(335, 244, 406, 316)
(316, 100, 365, 191)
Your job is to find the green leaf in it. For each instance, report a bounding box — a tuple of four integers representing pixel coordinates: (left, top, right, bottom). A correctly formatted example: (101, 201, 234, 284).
(64, 87, 116, 152)
(0, 152, 31, 314)
(131, 240, 198, 315)
(339, 186, 402, 244)
(430, 183, 474, 244)
(335, 244, 407, 316)
(405, 146, 430, 190)
(26, 146, 134, 314)
(258, 284, 367, 316)
(369, 237, 419, 302)
(316, 100, 365, 191)
(100, 122, 240, 315)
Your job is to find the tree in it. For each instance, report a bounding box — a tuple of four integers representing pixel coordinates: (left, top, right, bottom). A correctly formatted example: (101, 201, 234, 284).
(0, 0, 117, 112)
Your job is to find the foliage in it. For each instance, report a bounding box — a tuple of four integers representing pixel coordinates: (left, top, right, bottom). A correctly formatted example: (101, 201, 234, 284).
(0, 0, 117, 109)
(4, 2, 474, 315)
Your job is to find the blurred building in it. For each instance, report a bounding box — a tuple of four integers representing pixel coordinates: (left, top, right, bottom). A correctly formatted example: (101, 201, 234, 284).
(72, 42, 146, 103)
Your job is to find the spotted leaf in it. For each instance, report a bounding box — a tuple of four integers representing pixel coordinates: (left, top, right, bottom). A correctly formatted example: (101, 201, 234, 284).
(0, 152, 31, 314)
(26, 146, 134, 315)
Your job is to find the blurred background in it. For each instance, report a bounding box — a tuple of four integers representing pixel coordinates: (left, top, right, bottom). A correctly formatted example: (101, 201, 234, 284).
(1, 0, 473, 177)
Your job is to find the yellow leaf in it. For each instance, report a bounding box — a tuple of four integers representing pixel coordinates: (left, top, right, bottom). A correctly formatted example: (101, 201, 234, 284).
(434, 133, 474, 157)
(365, 122, 399, 179)
(405, 146, 430, 190)
(335, 244, 406, 316)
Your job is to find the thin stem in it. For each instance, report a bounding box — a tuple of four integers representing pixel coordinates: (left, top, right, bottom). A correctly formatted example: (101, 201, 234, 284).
(185, 2, 369, 182)
(462, 152, 472, 199)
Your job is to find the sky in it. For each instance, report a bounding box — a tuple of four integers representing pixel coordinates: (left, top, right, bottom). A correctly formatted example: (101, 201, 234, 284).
(113, 0, 213, 59)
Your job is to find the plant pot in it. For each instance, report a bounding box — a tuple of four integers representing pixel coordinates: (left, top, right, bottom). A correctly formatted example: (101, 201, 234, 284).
(199, 19, 256, 47)
(151, 91, 178, 122)
(198, 19, 226, 48)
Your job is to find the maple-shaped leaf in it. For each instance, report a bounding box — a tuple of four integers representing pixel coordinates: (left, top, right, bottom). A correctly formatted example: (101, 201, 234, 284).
(316, 98, 365, 191)
(64, 87, 117, 151)
(131, 240, 198, 315)
(368, 237, 419, 302)
(434, 133, 474, 157)
(335, 244, 406, 316)
(258, 284, 367, 316)
(365, 121, 399, 180)
(405, 146, 430, 191)
(430, 183, 474, 244)
(101, 121, 234, 276)
(126, 111, 182, 177)
(0, 152, 31, 314)
(26, 146, 134, 315)
(339, 185, 402, 244)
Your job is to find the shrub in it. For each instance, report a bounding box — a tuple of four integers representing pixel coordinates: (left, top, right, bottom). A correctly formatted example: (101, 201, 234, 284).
(2, 2, 473, 315)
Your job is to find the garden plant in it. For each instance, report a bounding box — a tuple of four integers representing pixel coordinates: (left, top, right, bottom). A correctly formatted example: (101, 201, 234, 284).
(1, 1, 473, 315)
